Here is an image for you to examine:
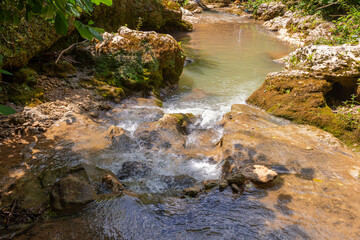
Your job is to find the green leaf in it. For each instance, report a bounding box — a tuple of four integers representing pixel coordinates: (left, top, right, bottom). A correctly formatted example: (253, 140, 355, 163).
(88, 26, 104, 40)
(75, 0, 91, 13)
(66, 3, 80, 17)
(55, 12, 68, 35)
(81, 0, 94, 12)
(0, 105, 17, 116)
(75, 20, 103, 41)
(0, 69, 13, 75)
(13, 12, 20, 25)
(17, 0, 25, 10)
(91, 0, 112, 6)
(88, 20, 94, 25)
(40, 5, 56, 20)
(55, 0, 67, 12)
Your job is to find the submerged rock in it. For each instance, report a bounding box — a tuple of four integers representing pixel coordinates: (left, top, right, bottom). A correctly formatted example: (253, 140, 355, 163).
(118, 161, 152, 180)
(102, 174, 124, 193)
(203, 179, 218, 190)
(225, 172, 246, 186)
(134, 113, 195, 151)
(230, 183, 240, 193)
(50, 175, 97, 213)
(183, 186, 201, 197)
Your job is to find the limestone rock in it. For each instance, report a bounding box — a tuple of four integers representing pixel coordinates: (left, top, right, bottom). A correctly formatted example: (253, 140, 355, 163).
(255, 2, 286, 21)
(92, 27, 185, 95)
(203, 0, 230, 8)
(102, 174, 124, 193)
(107, 125, 126, 140)
(91, 0, 192, 33)
(183, 186, 201, 197)
(134, 113, 195, 151)
(219, 179, 228, 189)
(230, 183, 240, 193)
(50, 175, 97, 213)
(242, 165, 277, 183)
(284, 44, 360, 79)
(203, 180, 218, 190)
(118, 161, 152, 180)
(225, 172, 246, 186)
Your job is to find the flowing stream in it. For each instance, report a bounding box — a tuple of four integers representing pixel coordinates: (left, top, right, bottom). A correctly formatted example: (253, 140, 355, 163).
(15, 12, 360, 240)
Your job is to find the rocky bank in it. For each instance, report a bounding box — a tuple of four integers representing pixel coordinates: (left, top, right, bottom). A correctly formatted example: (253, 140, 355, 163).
(244, 1, 360, 148)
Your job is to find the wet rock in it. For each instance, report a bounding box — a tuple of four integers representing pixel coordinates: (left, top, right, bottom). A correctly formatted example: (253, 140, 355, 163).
(40, 164, 121, 194)
(118, 161, 152, 180)
(102, 174, 124, 193)
(183, 186, 201, 197)
(107, 125, 125, 139)
(242, 165, 278, 184)
(203, 180, 218, 190)
(161, 175, 196, 189)
(106, 125, 133, 151)
(255, 2, 286, 21)
(225, 172, 246, 186)
(219, 179, 228, 190)
(50, 175, 97, 214)
(134, 113, 195, 151)
(1, 176, 48, 215)
(230, 183, 240, 193)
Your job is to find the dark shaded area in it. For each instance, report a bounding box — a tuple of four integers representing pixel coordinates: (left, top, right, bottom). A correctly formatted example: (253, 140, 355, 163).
(325, 79, 359, 107)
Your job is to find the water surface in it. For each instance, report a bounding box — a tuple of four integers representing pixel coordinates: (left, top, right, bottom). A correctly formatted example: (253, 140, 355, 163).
(17, 12, 360, 240)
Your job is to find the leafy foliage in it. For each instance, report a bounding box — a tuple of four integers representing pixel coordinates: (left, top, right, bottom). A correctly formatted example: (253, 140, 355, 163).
(0, 0, 113, 41)
(0, 104, 16, 115)
(282, 0, 359, 20)
(245, 0, 360, 45)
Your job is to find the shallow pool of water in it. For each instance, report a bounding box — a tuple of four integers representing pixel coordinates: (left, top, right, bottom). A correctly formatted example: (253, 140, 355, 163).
(165, 12, 292, 127)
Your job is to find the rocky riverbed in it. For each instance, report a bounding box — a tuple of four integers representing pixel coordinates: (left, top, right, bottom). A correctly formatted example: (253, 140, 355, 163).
(1, 1, 360, 239)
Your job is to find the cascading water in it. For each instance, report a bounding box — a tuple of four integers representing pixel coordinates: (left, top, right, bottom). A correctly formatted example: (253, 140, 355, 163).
(19, 12, 360, 240)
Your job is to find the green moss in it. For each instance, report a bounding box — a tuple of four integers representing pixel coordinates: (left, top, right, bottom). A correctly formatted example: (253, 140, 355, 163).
(94, 47, 162, 93)
(0, 105, 16, 115)
(97, 86, 125, 102)
(14, 67, 38, 85)
(8, 85, 44, 105)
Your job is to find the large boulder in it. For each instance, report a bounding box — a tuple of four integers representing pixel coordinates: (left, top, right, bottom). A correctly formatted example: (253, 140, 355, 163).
(203, 0, 231, 8)
(50, 175, 97, 213)
(134, 113, 195, 152)
(0, 17, 63, 71)
(91, 0, 192, 32)
(91, 27, 185, 97)
(254, 2, 286, 21)
(247, 45, 360, 145)
(284, 45, 360, 80)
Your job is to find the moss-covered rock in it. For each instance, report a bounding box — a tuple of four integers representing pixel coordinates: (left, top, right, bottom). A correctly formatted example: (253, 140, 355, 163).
(91, 27, 185, 97)
(247, 70, 360, 146)
(0, 17, 64, 71)
(91, 0, 192, 32)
